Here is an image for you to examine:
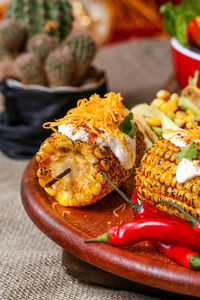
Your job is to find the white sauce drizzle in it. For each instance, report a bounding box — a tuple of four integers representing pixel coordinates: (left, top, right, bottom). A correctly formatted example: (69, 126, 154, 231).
(163, 130, 200, 184)
(58, 124, 136, 170)
(176, 159, 200, 184)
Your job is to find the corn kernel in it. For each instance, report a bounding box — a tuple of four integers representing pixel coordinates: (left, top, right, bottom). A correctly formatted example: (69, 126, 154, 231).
(156, 89, 170, 100)
(170, 93, 179, 103)
(175, 111, 186, 119)
(91, 183, 102, 196)
(186, 122, 193, 129)
(56, 191, 71, 206)
(147, 117, 161, 127)
(39, 178, 51, 188)
(41, 142, 54, 153)
(167, 111, 175, 120)
(150, 98, 165, 109)
(186, 108, 194, 115)
(44, 187, 57, 196)
(184, 114, 195, 123)
(100, 159, 110, 171)
(174, 118, 185, 128)
(160, 100, 178, 114)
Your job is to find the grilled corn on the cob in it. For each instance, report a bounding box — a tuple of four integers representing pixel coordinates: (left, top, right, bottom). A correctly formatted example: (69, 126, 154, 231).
(135, 126, 200, 221)
(36, 92, 146, 207)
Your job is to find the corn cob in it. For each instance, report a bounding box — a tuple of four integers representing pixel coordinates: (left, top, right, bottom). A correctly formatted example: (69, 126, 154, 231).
(36, 92, 146, 207)
(36, 128, 145, 207)
(135, 129, 200, 221)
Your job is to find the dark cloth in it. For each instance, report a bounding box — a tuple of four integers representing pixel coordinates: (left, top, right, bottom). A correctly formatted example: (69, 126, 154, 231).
(0, 79, 107, 159)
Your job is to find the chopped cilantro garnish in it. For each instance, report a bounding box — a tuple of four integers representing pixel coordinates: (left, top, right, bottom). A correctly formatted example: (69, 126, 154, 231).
(119, 112, 136, 139)
(176, 141, 198, 162)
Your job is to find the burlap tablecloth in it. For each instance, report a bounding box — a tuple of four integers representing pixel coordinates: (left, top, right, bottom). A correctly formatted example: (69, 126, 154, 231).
(0, 38, 173, 300)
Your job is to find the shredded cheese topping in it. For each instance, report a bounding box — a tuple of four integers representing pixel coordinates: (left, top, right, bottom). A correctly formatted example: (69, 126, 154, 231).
(52, 202, 58, 211)
(113, 202, 126, 217)
(62, 210, 71, 217)
(43, 92, 129, 149)
(164, 126, 200, 149)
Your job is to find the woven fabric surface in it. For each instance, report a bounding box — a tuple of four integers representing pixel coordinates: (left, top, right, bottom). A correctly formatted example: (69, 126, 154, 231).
(0, 38, 172, 300)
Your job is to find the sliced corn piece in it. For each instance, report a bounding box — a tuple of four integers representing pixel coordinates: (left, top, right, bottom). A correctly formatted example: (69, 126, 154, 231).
(150, 98, 165, 109)
(184, 114, 196, 123)
(186, 122, 193, 129)
(186, 108, 194, 115)
(176, 111, 186, 119)
(170, 93, 179, 103)
(156, 89, 170, 100)
(147, 117, 161, 127)
(174, 118, 185, 128)
(160, 100, 178, 114)
(167, 111, 176, 121)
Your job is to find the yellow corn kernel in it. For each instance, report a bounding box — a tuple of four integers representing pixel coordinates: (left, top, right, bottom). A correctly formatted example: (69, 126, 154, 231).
(91, 183, 102, 196)
(41, 142, 54, 153)
(56, 191, 71, 206)
(147, 117, 161, 127)
(184, 114, 196, 123)
(167, 111, 176, 120)
(150, 98, 165, 109)
(39, 178, 49, 188)
(100, 159, 110, 171)
(186, 122, 193, 129)
(186, 108, 194, 115)
(174, 118, 185, 128)
(170, 93, 179, 103)
(175, 111, 186, 119)
(160, 100, 178, 114)
(44, 187, 57, 196)
(156, 89, 170, 100)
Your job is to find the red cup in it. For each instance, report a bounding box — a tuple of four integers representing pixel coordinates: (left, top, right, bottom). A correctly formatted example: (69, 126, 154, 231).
(171, 37, 200, 89)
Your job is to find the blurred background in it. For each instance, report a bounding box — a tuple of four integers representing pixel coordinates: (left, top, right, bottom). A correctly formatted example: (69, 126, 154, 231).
(0, 0, 181, 45)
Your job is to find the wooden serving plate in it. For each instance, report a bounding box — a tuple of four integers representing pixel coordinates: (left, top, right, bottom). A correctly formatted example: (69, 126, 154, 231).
(21, 157, 200, 299)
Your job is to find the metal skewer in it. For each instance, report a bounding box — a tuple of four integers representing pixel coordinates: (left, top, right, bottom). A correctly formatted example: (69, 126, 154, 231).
(45, 168, 71, 188)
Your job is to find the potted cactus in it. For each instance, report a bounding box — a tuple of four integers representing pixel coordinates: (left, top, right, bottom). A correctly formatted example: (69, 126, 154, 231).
(0, 0, 107, 158)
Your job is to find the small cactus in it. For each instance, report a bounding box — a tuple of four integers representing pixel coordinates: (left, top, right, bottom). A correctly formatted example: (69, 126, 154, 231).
(6, 0, 73, 40)
(0, 42, 13, 61)
(45, 48, 75, 87)
(0, 18, 25, 51)
(27, 33, 57, 60)
(15, 52, 46, 85)
(64, 33, 97, 84)
(66, 33, 97, 64)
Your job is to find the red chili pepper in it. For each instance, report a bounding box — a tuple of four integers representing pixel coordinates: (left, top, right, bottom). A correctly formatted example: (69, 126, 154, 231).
(154, 200, 200, 232)
(151, 242, 200, 270)
(187, 17, 200, 48)
(101, 173, 184, 223)
(131, 188, 185, 223)
(85, 218, 200, 250)
(89, 174, 200, 269)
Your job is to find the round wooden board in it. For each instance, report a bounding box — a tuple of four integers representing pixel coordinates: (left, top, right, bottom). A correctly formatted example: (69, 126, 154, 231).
(21, 157, 200, 299)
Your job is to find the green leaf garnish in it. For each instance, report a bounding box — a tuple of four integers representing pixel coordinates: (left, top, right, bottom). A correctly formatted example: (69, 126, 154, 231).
(176, 141, 198, 162)
(160, 0, 200, 46)
(119, 112, 136, 139)
(188, 71, 199, 87)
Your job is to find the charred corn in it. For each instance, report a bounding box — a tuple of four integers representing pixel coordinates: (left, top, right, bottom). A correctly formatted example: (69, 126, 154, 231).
(135, 127, 200, 221)
(36, 92, 146, 207)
